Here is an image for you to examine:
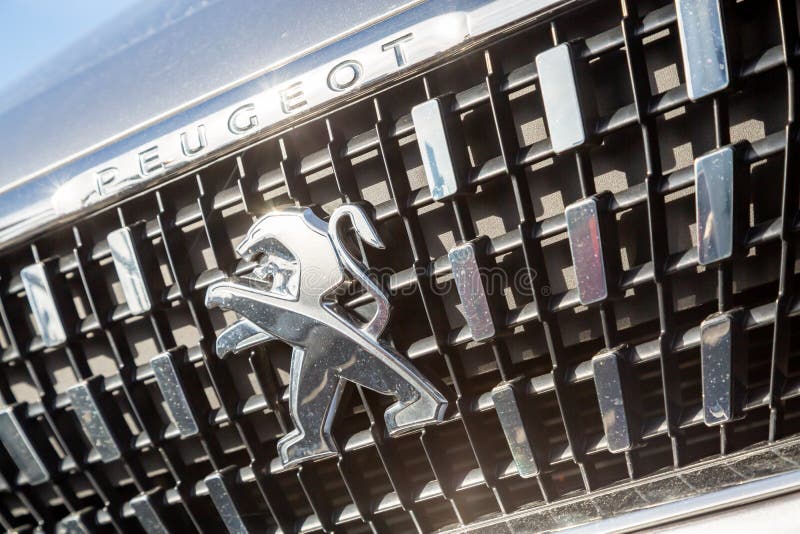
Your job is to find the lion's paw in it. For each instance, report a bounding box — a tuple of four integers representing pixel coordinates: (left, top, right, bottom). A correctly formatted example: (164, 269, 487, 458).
(385, 395, 446, 435)
(278, 430, 337, 467)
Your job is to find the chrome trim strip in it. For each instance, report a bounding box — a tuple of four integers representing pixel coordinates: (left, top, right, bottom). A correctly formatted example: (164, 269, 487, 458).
(129, 490, 169, 534)
(565, 469, 800, 533)
(412, 97, 467, 201)
(20, 262, 68, 348)
(695, 146, 738, 265)
(491, 379, 543, 478)
(0, 0, 578, 251)
(565, 194, 620, 305)
(66, 381, 123, 463)
(700, 309, 747, 426)
(204, 468, 250, 533)
(107, 227, 153, 316)
(535, 42, 596, 154)
(0, 406, 50, 485)
(150, 352, 200, 438)
(675, 0, 730, 102)
(591, 346, 639, 453)
(449, 239, 500, 342)
(449, 434, 800, 533)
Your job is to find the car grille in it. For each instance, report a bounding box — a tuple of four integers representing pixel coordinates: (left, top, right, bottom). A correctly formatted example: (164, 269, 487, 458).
(1, 0, 799, 531)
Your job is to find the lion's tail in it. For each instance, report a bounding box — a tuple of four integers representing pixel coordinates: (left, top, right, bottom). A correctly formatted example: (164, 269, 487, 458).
(328, 203, 390, 339)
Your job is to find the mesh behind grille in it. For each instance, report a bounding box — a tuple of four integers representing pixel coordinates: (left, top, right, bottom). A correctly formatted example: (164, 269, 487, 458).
(1, 0, 799, 531)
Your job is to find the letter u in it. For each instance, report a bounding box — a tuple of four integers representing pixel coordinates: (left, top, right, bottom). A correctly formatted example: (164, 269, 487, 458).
(180, 124, 207, 156)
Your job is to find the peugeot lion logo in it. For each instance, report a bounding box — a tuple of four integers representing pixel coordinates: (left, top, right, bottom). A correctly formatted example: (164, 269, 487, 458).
(205, 203, 448, 467)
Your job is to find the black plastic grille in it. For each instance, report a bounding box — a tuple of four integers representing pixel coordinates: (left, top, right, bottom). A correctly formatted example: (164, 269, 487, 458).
(0, 0, 799, 531)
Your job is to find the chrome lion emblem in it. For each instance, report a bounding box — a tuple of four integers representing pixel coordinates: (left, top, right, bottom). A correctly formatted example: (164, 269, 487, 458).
(205, 203, 448, 467)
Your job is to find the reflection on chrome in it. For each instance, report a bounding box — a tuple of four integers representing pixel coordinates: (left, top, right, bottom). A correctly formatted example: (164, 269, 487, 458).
(107, 227, 152, 316)
(536, 42, 596, 154)
(565, 194, 619, 306)
(20, 262, 68, 348)
(695, 146, 737, 265)
(412, 97, 467, 201)
(676, 0, 730, 101)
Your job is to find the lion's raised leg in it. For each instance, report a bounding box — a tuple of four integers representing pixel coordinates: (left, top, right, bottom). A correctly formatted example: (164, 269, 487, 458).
(278, 327, 447, 465)
(277, 347, 344, 467)
(335, 342, 448, 435)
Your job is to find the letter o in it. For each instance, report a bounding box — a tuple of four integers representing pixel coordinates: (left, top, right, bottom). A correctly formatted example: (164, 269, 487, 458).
(327, 60, 363, 92)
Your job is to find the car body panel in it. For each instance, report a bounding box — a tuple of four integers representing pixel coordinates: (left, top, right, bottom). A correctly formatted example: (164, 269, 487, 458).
(0, 0, 421, 188)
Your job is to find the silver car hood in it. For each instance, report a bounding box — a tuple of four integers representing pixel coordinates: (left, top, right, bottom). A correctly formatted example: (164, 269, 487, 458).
(0, 0, 578, 250)
(0, 0, 421, 187)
